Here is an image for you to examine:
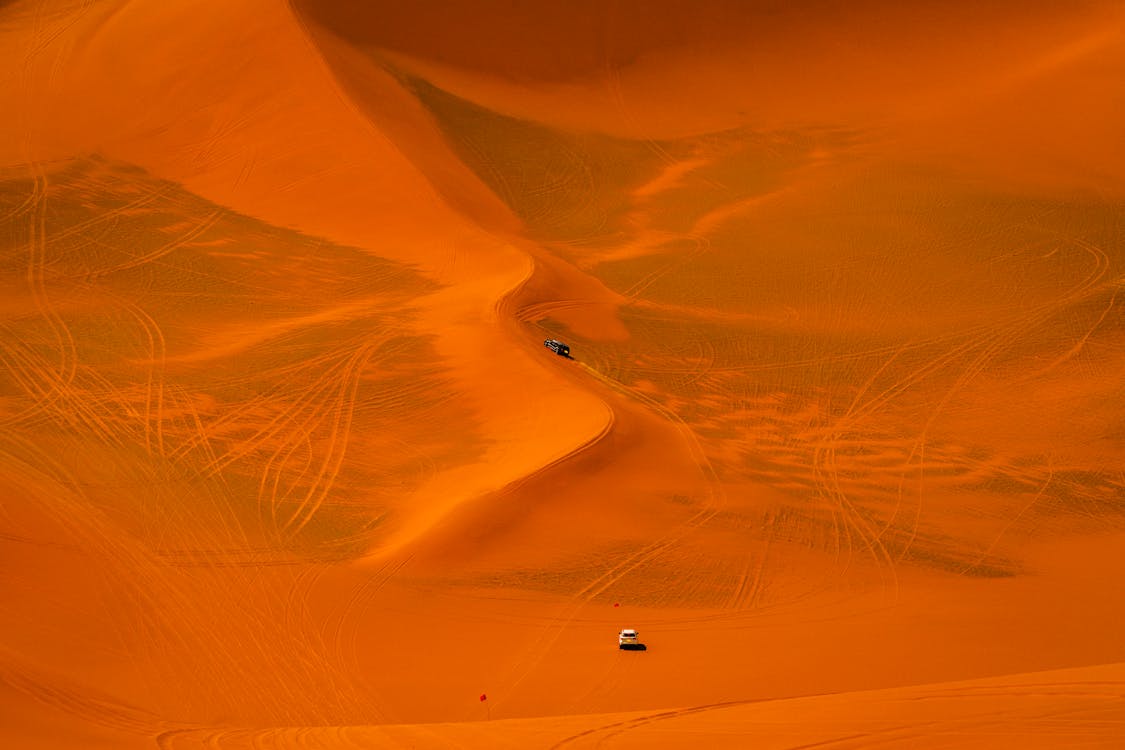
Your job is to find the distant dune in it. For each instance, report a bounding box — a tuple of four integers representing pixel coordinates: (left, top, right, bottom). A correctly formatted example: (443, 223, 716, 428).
(2, 0, 1124, 747)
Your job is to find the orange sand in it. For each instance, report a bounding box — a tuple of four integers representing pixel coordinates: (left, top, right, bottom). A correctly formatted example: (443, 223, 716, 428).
(2, 0, 1124, 747)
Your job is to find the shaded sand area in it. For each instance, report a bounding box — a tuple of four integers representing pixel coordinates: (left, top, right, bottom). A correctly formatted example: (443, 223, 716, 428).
(2, 0, 1125, 747)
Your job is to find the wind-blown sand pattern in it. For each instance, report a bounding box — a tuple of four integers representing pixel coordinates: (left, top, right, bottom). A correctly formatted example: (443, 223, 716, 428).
(2, 1, 1125, 747)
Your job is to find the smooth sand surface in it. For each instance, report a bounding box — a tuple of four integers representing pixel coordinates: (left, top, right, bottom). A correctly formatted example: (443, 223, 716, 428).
(2, 0, 1124, 747)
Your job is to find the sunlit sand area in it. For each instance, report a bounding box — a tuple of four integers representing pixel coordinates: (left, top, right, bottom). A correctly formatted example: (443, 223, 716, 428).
(3, 0, 1125, 747)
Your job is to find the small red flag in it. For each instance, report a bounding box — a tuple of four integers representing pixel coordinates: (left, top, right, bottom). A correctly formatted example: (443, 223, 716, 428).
(479, 693, 487, 702)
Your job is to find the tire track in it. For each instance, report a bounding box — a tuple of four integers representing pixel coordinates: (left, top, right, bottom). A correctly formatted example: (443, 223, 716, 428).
(197, 345, 360, 476)
(86, 208, 226, 279)
(808, 225, 1118, 575)
(0, 330, 131, 450)
(233, 338, 385, 536)
(601, 6, 679, 170)
(321, 552, 416, 724)
(283, 342, 375, 535)
(46, 183, 174, 251)
(490, 357, 727, 709)
(278, 563, 370, 721)
(0, 647, 169, 737)
(621, 234, 711, 301)
(549, 699, 752, 749)
(0, 437, 246, 719)
(26, 166, 79, 388)
(95, 288, 170, 460)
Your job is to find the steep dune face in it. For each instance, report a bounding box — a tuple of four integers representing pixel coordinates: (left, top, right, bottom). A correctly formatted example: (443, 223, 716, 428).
(1, 0, 612, 543)
(3, 0, 1125, 747)
(293, 0, 1125, 580)
(1, 0, 612, 736)
(293, 0, 1125, 192)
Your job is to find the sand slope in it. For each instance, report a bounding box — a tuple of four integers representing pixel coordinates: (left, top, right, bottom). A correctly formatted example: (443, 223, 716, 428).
(153, 662, 1125, 749)
(2, 0, 1125, 747)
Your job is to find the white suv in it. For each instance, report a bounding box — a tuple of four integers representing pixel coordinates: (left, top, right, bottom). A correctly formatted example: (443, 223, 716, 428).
(618, 629, 639, 649)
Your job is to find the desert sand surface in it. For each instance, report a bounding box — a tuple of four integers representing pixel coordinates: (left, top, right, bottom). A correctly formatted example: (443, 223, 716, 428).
(2, 0, 1125, 747)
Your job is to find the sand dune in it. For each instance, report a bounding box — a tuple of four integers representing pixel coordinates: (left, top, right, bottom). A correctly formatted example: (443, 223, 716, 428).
(152, 661, 1125, 749)
(2, 0, 1124, 747)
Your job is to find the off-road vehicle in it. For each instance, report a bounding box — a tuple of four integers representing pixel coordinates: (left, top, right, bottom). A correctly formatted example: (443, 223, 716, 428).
(618, 629, 640, 649)
(544, 338, 570, 356)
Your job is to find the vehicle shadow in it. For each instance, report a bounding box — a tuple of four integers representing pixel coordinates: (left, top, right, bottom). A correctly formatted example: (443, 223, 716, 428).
(619, 643, 647, 651)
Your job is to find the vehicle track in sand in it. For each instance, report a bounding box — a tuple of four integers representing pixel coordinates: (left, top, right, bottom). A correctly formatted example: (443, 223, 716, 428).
(803, 219, 1120, 580)
(84, 208, 227, 279)
(549, 699, 757, 750)
(0, 146, 459, 726)
(479, 334, 729, 712)
(0, 644, 174, 738)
